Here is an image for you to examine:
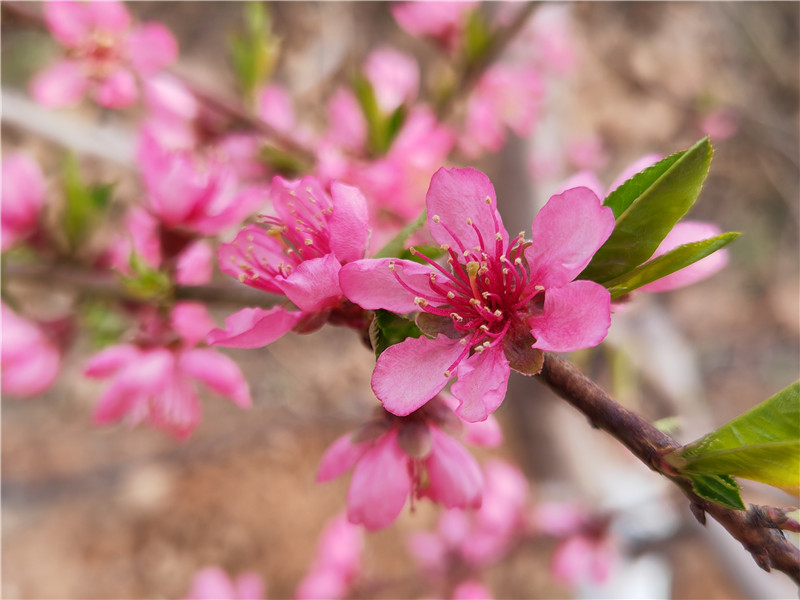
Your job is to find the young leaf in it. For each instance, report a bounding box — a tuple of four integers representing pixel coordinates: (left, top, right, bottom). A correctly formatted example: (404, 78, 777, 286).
(667, 381, 800, 496)
(229, 1, 279, 102)
(687, 473, 746, 510)
(62, 154, 114, 253)
(581, 138, 713, 283)
(369, 309, 423, 358)
(604, 232, 739, 299)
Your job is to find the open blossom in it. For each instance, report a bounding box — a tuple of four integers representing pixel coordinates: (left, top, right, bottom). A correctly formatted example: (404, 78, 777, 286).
(2, 153, 46, 251)
(85, 303, 251, 439)
(31, 0, 178, 108)
(1, 303, 61, 398)
(317, 395, 492, 531)
(340, 167, 614, 422)
(183, 566, 264, 600)
(295, 513, 363, 600)
(207, 176, 370, 349)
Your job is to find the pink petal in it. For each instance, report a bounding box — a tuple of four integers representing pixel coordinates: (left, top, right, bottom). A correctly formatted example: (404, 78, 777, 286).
(461, 414, 504, 448)
(184, 566, 237, 600)
(43, 0, 92, 47)
(363, 46, 419, 113)
(217, 225, 287, 295)
(86, 0, 131, 34)
(347, 430, 411, 530)
(1, 305, 61, 398)
(269, 176, 333, 233)
(143, 73, 198, 121)
(257, 84, 295, 133)
(426, 167, 508, 258)
(179, 348, 252, 408)
(529, 280, 611, 352)
(424, 427, 483, 509)
(127, 23, 178, 75)
(324, 88, 367, 153)
(92, 68, 138, 108)
(294, 570, 346, 600)
(148, 373, 202, 439)
(328, 182, 369, 264)
(171, 302, 216, 347)
(317, 433, 370, 483)
(452, 581, 494, 600)
(372, 334, 465, 416)
(639, 221, 729, 292)
(450, 345, 509, 422)
(234, 573, 264, 600)
(206, 307, 304, 349)
(1, 153, 46, 251)
(339, 258, 438, 313)
(526, 186, 615, 288)
(275, 254, 342, 312)
(30, 60, 89, 108)
(192, 185, 267, 236)
(175, 240, 213, 287)
(312, 513, 364, 575)
(84, 344, 140, 378)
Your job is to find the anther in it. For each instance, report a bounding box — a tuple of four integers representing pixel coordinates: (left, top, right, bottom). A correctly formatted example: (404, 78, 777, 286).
(535, 285, 545, 291)
(389, 262, 396, 271)
(466, 218, 473, 226)
(496, 233, 503, 241)
(493, 309, 503, 317)
(409, 247, 418, 255)
(480, 324, 490, 332)
(481, 291, 490, 299)
(459, 338, 467, 345)
(514, 257, 522, 265)
(469, 298, 481, 306)
(432, 215, 441, 223)
(444, 370, 451, 377)
(447, 291, 455, 299)
(414, 297, 429, 307)
(485, 196, 492, 204)
(304, 239, 313, 245)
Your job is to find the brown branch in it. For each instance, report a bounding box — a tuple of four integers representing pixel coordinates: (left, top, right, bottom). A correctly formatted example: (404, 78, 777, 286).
(538, 353, 800, 584)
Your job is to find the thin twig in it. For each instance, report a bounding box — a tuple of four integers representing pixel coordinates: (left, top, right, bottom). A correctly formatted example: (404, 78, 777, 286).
(538, 353, 800, 584)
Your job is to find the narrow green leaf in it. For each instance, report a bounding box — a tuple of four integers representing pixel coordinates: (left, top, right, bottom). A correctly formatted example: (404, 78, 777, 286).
(375, 210, 428, 259)
(369, 309, 423, 358)
(605, 232, 739, 299)
(229, 2, 279, 102)
(581, 138, 713, 283)
(62, 155, 113, 252)
(687, 473, 746, 510)
(670, 381, 800, 496)
(463, 9, 492, 67)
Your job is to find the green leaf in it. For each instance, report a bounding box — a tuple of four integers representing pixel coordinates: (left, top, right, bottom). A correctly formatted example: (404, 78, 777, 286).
(62, 154, 114, 252)
(463, 9, 492, 67)
(259, 144, 307, 177)
(375, 210, 428, 259)
(687, 473, 746, 510)
(369, 309, 423, 358)
(669, 381, 800, 496)
(354, 76, 402, 156)
(581, 138, 713, 283)
(604, 232, 739, 299)
(120, 253, 172, 301)
(229, 1, 279, 102)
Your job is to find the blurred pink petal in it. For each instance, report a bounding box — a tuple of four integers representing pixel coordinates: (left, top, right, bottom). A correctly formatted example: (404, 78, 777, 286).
(180, 348, 252, 409)
(1, 304, 61, 398)
(43, 0, 92, 46)
(91, 67, 138, 108)
(171, 302, 217, 347)
(29, 59, 89, 108)
(424, 428, 483, 509)
(364, 46, 419, 113)
(175, 240, 214, 286)
(1, 153, 46, 250)
(127, 23, 179, 75)
(206, 306, 304, 349)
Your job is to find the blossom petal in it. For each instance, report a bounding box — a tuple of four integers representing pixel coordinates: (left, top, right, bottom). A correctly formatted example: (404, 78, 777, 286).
(92, 68, 138, 108)
(30, 60, 89, 108)
(206, 306, 304, 349)
(175, 240, 213, 287)
(526, 187, 615, 288)
(127, 23, 178, 75)
(529, 280, 611, 352)
(426, 167, 508, 258)
(275, 254, 342, 312)
(364, 46, 419, 113)
(329, 182, 369, 264)
(179, 348, 252, 408)
(347, 430, 411, 530)
(424, 427, 483, 509)
(43, 0, 92, 47)
(84, 344, 140, 378)
(639, 221, 728, 292)
(372, 334, 465, 416)
(450, 344, 509, 422)
(217, 225, 286, 294)
(1, 305, 61, 398)
(461, 414, 504, 448)
(148, 373, 201, 439)
(555, 170, 604, 199)
(170, 302, 216, 346)
(86, 0, 131, 34)
(1, 153, 46, 251)
(339, 258, 439, 313)
(317, 433, 369, 483)
(258, 83, 295, 133)
(185, 567, 238, 600)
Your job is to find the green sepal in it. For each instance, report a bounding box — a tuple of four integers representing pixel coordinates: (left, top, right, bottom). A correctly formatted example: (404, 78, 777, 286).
(604, 232, 739, 299)
(667, 381, 800, 496)
(374, 210, 428, 259)
(120, 252, 172, 302)
(81, 301, 129, 350)
(687, 473, 746, 511)
(369, 309, 423, 358)
(581, 138, 713, 284)
(354, 75, 407, 156)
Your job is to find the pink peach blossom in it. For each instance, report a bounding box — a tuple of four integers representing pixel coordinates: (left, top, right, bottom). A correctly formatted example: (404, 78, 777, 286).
(1, 153, 46, 251)
(391, 1, 478, 52)
(363, 47, 419, 114)
(85, 303, 251, 439)
(184, 566, 264, 600)
(317, 396, 486, 531)
(295, 513, 363, 600)
(208, 176, 370, 349)
(1, 303, 61, 398)
(31, 0, 177, 109)
(340, 167, 614, 422)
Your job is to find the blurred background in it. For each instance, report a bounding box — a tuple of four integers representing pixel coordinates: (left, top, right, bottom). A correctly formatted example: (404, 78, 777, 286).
(2, 2, 798, 599)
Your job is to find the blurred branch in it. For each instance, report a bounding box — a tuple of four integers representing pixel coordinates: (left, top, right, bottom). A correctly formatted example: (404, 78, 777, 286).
(538, 353, 800, 585)
(2, 260, 279, 308)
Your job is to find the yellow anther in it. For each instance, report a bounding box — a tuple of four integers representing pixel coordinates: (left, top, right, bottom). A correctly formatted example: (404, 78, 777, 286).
(441, 243, 449, 251)
(432, 215, 441, 223)
(389, 261, 396, 271)
(493, 309, 503, 317)
(414, 297, 429, 307)
(482, 291, 490, 299)
(480, 324, 490, 332)
(474, 345, 485, 353)
(496, 233, 503, 241)
(466, 218, 473, 226)
(238, 274, 247, 283)
(514, 257, 522, 265)
(447, 291, 455, 299)
(460, 338, 467, 345)
(304, 239, 313, 246)
(444, 370, 451, 377)
(535, 285, 545, 291)
(469, 298, 481, 306)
